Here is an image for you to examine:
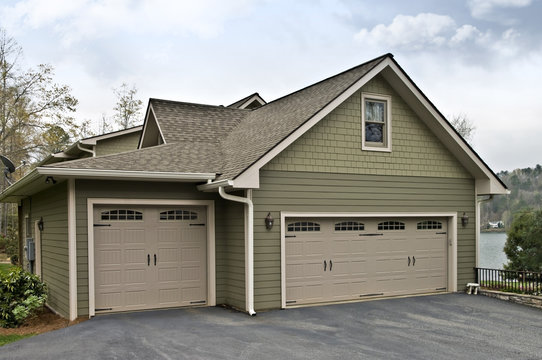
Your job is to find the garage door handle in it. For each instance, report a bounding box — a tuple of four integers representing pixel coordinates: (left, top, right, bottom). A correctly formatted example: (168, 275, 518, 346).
(329, 260, 332, 271)
(408, 256, 411, 266)
(323, 260, 327, 271)
(147, 254, 150, 266)
(154, 254, 157, 266)
(412, 256, 415, 266)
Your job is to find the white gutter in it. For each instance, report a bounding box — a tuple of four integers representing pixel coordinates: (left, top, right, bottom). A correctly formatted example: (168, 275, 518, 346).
(197, 179, 234, 191)
(36, 167, 216, 181)
(218, 186, 256, 316)
(77, 143, 96, 157)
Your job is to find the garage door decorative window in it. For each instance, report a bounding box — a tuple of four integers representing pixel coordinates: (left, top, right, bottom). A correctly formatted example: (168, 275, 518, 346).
(378, 221, 405, 230)
(417, 221, 443, 230)
(334, 221, 364, 231)
(287, 222, 320, 232)
(159, 209, 198, 221)
(100, 209, 143, 221)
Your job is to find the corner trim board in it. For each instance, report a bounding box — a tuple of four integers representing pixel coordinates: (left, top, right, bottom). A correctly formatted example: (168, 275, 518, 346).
(68, 179, 78, 321)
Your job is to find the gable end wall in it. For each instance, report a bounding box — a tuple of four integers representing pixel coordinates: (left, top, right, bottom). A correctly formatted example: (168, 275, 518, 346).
(252, 75, 476, 310)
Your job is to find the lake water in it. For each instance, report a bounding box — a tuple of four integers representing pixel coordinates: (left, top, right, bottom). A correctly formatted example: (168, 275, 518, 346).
(479, 232, 508, 269)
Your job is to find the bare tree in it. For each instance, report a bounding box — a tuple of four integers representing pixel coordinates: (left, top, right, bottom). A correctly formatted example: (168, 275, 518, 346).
(113, 83, 143, 130)
(450, 113, 475, 145)
(0, 28, 79, 235)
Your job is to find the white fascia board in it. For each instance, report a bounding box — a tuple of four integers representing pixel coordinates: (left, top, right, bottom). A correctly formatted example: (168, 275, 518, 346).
(0, 169, 41, 202)
(36, 167, 216, 181)
(239, 94, 266, 109)
(80, 126, 143, 146)
(233, 58, 393, 188)
(382, 62, 508, 195)
(138, 103, 153, 149)
(197, 179, 234, 191)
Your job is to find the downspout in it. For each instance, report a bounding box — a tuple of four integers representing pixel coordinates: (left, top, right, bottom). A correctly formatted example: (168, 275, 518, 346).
(218, 186, 256, 316)
(77, 143, 96, 157)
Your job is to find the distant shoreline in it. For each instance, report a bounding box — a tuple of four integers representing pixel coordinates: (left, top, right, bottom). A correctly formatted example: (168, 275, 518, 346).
(480, 228, 506, 233)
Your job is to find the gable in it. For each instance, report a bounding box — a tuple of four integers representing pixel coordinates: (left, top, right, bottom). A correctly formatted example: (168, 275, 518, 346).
(95, 131, 141, 156)
(263, 74, 471, 180)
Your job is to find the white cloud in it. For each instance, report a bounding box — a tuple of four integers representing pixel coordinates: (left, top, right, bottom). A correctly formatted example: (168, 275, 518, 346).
(355, 13, 456, 50)
(468, 0, 532, 18)
(0, 0, 253, 45)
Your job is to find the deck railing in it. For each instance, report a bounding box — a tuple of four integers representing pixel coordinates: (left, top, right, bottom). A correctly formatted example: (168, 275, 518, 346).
(474, 267, 542, 295)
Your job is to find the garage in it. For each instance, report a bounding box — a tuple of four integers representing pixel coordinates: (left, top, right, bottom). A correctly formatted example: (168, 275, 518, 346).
(284, 217, 448, 306)
(93, 205, 208, 313)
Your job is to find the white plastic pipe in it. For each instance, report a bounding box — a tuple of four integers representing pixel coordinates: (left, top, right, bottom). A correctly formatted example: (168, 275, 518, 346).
(218, 186, 256, 316)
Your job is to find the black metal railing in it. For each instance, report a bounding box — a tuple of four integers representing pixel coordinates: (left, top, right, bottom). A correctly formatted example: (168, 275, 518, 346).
(474, 267, 542, 295)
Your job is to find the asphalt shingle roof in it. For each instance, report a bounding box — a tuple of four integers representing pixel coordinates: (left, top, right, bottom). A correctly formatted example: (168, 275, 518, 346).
(47, 54, 388, 179)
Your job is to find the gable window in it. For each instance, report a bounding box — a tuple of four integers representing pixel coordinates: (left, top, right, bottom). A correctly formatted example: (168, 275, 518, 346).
(362, 93, 392, 152)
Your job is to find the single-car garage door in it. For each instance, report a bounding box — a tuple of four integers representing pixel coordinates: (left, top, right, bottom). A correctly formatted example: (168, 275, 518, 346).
(94, 205, 207, 313)
(285, 217, 447, 306)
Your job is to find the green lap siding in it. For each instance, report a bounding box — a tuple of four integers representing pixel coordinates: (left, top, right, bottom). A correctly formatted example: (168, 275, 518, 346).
(252, 74, 476, 310)
(74, 180, 244, 316)
(95, 131, 140, 156)
(22, 183, 70, 318)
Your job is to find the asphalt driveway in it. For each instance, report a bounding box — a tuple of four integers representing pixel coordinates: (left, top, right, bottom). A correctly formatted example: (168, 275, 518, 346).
(2, 293, 542, 359)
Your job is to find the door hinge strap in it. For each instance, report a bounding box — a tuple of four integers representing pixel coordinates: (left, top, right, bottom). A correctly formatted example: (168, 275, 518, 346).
(190, 223, 206, 227)
(93, 224, 111, 227)
(286, 300, 297, 304)
(285, 235, 296, 238)
(435, 287, 446, 291)
(360, 293, 384, 297)
(190, 300, 206, 304)
(95, 308, 113, 311)
(436, 232, 447, 235)
(359, 233, 383, 237)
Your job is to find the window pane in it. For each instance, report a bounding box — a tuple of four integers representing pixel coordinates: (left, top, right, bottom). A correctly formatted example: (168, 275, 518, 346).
(366, 123, 383, 143)
(366, 101, 384, 123)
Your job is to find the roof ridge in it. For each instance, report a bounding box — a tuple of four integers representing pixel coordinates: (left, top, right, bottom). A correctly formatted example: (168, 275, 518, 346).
(227, 92, 262, 108)
(254, 53, 392, 109)
(150, 97, 250, 111)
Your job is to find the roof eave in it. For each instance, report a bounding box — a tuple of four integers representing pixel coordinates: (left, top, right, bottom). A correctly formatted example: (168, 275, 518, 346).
(38, 167, 216, 182)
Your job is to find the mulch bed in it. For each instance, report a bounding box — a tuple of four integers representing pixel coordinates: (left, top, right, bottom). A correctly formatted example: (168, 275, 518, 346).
(0, 307, 87, 336)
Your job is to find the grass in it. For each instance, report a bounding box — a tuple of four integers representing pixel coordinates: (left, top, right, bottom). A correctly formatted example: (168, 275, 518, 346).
(0, 262, 15, 275)
(0, 334, 34, 347)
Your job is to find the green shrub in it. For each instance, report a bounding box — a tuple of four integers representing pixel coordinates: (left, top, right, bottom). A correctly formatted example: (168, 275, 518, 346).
(0, 267, 47, 328)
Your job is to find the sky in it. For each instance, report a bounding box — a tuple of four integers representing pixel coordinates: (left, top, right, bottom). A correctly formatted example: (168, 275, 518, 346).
(1, 0, 541, 172)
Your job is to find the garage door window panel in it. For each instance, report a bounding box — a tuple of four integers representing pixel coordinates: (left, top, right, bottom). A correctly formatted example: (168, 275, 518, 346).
(378, 221, 405, 230)
(334, 221, 364, 231)
(159, 209, 198, 221)
(101, 209, 143, 221)
(287, 222, 321, 232)
(416, 221, 443, 230)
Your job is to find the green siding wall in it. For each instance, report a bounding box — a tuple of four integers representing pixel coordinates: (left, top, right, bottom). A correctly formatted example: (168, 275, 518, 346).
(252, 171, 476, 310)
(265, 74, 470, 179)
(253, 75, 476, 310)
(95, 131, 140, 156)
(74, 180, 244, 316)
(23, 182, 70, 318)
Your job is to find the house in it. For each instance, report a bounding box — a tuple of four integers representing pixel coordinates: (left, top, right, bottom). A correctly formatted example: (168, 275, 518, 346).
(0, 54, 508, 321)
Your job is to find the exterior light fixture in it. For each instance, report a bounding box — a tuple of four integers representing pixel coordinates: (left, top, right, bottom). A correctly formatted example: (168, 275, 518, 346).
(45, 176, 57, 184)
(461, 212, 469, 227)
(265, 212, 274, 230)
(38, 217, 44, 232)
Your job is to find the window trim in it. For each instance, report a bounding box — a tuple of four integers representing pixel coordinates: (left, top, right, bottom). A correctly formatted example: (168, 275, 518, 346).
(361, 92, 392, 152)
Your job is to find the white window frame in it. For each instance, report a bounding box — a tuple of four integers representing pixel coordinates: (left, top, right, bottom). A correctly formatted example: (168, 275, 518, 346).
(361, 92, 392, 152)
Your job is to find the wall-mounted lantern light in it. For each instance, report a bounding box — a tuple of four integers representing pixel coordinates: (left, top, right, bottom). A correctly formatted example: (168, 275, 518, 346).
(265, 212, 274, 230)
(38, 217, 44, 232)
(45, 176, 57, 184)
(461, 212, 469, 227)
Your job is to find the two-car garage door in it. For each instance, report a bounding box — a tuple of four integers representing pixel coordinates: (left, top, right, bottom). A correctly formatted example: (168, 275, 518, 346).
(93, 205, 207, 313)
(285, 217, 448, 306)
